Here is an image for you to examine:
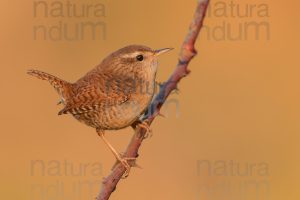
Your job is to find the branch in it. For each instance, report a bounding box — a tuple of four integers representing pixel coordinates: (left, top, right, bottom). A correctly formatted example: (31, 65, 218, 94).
(97, 0, 210, 199)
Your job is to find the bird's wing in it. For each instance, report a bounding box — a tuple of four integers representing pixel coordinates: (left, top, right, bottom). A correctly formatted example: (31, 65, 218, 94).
(58, 72, 133, 115)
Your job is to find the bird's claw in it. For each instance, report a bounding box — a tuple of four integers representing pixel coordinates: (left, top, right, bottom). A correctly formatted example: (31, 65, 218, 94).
(137, 120, 152, 139)
(112, 154, 137, 179)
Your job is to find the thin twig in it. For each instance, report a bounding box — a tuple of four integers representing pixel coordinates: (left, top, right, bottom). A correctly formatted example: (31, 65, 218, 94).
(97, 0, 210, 199)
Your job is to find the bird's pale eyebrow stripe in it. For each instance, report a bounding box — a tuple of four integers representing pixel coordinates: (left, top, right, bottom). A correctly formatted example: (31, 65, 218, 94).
(120, 52, 143, 58)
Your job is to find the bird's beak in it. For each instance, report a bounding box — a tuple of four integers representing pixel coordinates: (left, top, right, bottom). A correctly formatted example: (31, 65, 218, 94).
(154, 48, 174, 56)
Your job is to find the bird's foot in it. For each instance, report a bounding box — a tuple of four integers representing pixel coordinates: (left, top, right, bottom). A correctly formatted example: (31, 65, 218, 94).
(137, 120, 152, 139)
(112, 154, 138, 179)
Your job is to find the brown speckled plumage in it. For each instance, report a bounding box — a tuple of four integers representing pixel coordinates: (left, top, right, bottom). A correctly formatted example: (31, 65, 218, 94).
(28, 45, 172, 177)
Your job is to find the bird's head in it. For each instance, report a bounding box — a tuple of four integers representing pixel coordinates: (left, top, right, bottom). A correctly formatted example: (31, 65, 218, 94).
(100, 45, 173, 77)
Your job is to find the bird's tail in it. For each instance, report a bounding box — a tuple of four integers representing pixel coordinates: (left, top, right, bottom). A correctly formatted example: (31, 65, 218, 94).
(27, 69, 73, 104)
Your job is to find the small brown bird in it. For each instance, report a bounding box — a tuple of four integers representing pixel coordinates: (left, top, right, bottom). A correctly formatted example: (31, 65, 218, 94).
(28, 45, 172, 177)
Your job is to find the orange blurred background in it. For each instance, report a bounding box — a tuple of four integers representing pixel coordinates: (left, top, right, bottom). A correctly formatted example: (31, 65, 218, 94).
(0, 0, 299, 199)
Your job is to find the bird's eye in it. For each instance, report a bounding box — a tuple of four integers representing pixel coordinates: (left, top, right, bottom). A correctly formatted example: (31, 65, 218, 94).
(136, 55, 144, 61)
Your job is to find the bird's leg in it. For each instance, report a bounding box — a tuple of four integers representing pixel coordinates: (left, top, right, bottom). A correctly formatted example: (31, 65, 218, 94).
(96, 129, 136, 178)
(132, 120, 152, 139)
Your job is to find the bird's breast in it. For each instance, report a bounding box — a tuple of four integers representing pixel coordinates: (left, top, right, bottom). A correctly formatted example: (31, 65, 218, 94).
(99, 79, 156, 130)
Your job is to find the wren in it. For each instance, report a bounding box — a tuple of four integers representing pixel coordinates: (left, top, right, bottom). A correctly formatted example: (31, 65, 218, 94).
(28, 45, 172, 177)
